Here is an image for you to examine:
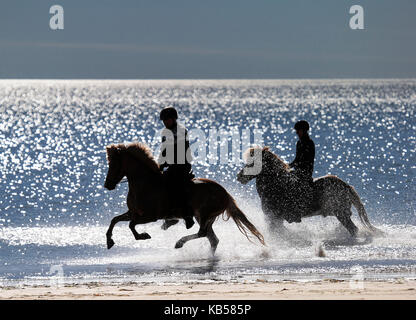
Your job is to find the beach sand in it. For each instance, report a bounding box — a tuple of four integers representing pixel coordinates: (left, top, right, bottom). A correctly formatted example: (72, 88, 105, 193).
(1, 279, 415, 300)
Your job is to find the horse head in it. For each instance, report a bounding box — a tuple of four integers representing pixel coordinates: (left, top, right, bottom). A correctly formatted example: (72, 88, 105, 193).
(237, 146, 289, 184)
(104, 142, 160, 190)
(104, 144, 126, 190)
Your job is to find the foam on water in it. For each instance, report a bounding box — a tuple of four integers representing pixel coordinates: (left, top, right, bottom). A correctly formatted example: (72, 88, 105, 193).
(0, 79, 415, 285)
(1, 222, 416, 285)
(1, 200, 416, 286)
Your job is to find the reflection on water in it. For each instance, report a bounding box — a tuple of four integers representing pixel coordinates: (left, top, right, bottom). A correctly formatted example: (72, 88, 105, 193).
(1, 222, 416, 285)
(0, 79, 415, 285)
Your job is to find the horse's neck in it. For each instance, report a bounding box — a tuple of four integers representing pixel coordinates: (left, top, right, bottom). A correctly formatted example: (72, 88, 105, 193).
(124, 155, 162, 189)
(257, 168, 290, 191)
(127, 168, 161, 186)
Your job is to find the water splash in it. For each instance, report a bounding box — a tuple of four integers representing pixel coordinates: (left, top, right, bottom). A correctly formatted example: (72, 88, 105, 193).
(0, 79, 415, 285)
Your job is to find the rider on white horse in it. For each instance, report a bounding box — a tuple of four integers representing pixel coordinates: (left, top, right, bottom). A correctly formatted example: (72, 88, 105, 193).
(289, 120, 315, 222)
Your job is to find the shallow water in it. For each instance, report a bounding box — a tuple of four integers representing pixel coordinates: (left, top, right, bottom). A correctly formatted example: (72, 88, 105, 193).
(0, 79, 415, 285)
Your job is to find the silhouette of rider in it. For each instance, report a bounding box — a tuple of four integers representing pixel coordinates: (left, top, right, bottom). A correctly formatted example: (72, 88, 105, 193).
(158, 107, 195, 229)
(288, 120, 315, 222)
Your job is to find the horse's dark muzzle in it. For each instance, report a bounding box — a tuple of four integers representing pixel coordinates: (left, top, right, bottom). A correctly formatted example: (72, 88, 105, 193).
(104, 181, 116, 190)
(237, 174, 249, 185)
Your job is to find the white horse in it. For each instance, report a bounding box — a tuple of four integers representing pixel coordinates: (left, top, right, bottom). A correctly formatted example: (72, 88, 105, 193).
(237, 146, 383, 237)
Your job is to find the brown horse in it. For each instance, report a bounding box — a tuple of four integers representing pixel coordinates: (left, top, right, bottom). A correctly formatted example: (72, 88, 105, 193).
(237, 146, 383, 237)
(104, 142, 265, 254)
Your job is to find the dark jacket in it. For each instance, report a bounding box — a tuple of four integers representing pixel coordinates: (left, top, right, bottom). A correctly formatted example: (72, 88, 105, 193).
(158, 123, 192, 173)
(289, 134, 315, 180)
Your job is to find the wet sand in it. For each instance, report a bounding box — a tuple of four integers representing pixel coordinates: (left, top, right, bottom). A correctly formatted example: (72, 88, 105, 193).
(1, 279, 415, 300)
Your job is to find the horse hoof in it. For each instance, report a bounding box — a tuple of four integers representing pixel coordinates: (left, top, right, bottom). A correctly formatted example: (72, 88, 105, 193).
(211, 247, 218, 256)
(107, 239, 115, 249)
(175, 241, 184, 249)
(139, 233, 151, 240)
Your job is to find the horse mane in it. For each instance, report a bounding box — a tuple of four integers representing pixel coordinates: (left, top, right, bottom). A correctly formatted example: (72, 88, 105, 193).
(243, 146, 290, 174)
(106, 142, 160, 174)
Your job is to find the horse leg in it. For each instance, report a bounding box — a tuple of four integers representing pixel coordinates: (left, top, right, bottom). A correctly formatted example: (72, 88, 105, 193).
(270, 217, 285, 231)
(174, 230, 205, 249)
(174, 219, 209, 249)
(206, 223, 219, 255)
(106, 211, 131, 249)
(161, 219, 179, 230)
(266, 213, 290, 239)
(335, 210, 358, 237)
(129, 221, 151, 240)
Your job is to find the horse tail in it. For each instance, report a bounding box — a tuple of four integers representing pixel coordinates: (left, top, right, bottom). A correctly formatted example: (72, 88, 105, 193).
(225, 196, 265, 245)
(348, 185, 384, 235)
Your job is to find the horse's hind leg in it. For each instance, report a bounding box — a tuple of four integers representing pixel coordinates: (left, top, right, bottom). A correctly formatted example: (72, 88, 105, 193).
(174, 233, 201, 249)
(174, 229, 206, 249)
(174, 219, 209, 249)
(335, 210, 358, 237)
(106, 211, 131, 249)
(161, 219, 179, 230)
(129, 221, 151, 240)
(269, 217, 290, 238)
(207, 223, 219, 255)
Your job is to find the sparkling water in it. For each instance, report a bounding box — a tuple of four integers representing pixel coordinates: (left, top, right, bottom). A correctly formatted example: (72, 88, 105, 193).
(0, 79, 415, 286)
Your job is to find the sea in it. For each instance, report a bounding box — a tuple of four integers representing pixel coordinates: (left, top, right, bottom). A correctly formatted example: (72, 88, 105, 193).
(0, 79, 415, 287)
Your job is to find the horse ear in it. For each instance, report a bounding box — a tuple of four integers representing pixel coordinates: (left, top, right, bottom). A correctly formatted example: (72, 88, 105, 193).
(116, 144, 127, 154)
(106, 145, 121, 161)
(105, 145, 114, 163)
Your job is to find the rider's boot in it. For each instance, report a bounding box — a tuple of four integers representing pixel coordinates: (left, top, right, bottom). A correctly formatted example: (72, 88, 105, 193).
(184, 217, 194, 229)
(183, 205, 195, 229)
(182, 178, 195, 229)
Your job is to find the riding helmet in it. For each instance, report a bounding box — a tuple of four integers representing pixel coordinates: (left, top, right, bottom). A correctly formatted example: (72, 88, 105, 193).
(159, 107, 178, 120)
(294, 120, 310, 131)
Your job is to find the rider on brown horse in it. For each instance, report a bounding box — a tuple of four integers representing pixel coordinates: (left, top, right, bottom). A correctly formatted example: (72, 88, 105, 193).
(288, 120, 315, 222)
(158, 107, 195, 229)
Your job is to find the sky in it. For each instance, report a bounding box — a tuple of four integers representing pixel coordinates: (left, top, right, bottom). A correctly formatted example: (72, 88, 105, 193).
(0, 0, 415, 79)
